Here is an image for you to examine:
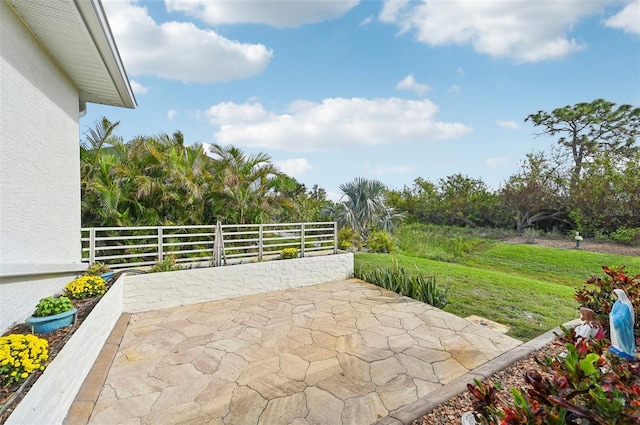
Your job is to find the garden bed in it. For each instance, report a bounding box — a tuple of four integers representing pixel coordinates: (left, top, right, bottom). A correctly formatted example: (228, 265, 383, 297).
(0, 274, 123, 424)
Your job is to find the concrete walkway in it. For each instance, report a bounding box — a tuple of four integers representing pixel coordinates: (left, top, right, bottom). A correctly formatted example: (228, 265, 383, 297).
(77, 279, 521, 425)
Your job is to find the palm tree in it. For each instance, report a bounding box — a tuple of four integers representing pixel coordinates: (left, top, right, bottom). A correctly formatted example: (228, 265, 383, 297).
(207, 144, 282, 224)
(324, 177, 406, 242)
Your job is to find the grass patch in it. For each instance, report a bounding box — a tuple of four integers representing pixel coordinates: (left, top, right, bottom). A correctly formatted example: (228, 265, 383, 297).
(464, 243, 640, 287)
(355, 253, 577, 341)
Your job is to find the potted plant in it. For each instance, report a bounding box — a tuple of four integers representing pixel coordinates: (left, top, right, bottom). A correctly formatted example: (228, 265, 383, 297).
(86, 261, 114, 282)
(25, 296, 76, 334)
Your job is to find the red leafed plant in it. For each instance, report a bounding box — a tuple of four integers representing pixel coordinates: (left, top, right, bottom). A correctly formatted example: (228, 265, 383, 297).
(469, 266, 640, 425)
(574, 265, 639, 336)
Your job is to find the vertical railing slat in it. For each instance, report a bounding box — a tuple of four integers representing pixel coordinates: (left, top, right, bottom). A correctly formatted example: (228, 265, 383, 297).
(157, 227, 164, 261)
(89, 228, 96, 264)
(300, 223, 305, 258)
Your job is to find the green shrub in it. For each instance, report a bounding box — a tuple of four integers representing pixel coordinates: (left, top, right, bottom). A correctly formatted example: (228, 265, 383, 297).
(280, 247, 299, 259)
(64, 275, 107, 299)
(33, 296, 74, 317)
(149, 255, 180, 273)
(355, 257, 449, 308)
(338, 227, 360, 251)
(610, 227, 640, 246)
(367, 230, 395, 253)
(86, 262, 110, 276)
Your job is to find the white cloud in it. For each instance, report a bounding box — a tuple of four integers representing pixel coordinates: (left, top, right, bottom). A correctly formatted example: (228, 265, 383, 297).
(168, 109, 177, 120)
(496, 120, 520, 129)
(360, 15, 374, 26)
(396, 75, 430, 95)
(130, 80, 149, 94)
(204, 102, 271, 125)
(165, 0, 359, 28)
(275, 158, 313, 178)
(457, 66, 464, 76)
(605, 1, 640, 34)
(448, 84, 462, 95)
(486, 157, 508, 167)
(363, 162, 415, 176)
(102, 0, 272, 83)
(204, 97, 472, 152)
(379, 0, 604, 62)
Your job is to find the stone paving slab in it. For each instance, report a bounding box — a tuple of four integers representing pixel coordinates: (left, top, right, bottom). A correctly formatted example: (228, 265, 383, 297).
(84, 279, 521, 425)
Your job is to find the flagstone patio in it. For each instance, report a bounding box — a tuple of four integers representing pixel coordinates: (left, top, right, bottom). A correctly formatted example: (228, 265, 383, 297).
(82, 278, 521, 425)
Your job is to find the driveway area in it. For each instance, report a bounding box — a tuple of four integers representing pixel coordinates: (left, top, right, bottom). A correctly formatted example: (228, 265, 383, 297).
(87, 279, 520, 425)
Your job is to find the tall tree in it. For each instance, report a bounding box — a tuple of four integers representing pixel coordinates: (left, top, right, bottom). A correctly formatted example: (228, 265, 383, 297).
(525, 99, 640, 186)
(324, 177, 405, 241)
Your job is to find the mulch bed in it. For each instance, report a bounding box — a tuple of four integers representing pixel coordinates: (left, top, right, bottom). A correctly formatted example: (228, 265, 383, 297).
(0, 274, 120, 424)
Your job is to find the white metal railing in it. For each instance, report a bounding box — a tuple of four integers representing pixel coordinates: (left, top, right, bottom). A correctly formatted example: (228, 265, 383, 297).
(81, 222, 338, 269)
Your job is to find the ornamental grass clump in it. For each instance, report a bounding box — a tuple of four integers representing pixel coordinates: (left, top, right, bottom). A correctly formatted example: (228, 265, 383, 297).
(0, 334, 48, 387)
(64, 275, 107, 299)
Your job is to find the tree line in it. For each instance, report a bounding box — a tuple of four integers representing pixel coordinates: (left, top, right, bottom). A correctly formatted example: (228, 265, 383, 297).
(81, 99, 639, 244)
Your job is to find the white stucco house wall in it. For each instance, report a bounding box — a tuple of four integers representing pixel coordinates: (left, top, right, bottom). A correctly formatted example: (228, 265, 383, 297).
(0, 0, 136, 333)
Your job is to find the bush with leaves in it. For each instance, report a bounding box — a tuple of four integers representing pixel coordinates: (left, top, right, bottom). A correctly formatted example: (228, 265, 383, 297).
(280, 247, 299, 259)
(574, 265, 639, 336)
(32, 296, 74, 317)
(610, 227, 640, 246)
(338, 227, 360, 251)
(149, 255, 180, 273)
(86, 262, 111, 276)
(469, 341, 640, 424)
(367, 230, 396, 253)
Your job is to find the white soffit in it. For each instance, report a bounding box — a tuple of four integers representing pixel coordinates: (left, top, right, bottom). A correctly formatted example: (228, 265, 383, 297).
(6, 0, 136, 109)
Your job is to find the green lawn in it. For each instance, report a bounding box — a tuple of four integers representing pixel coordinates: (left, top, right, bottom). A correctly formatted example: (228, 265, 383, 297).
(354, 239, 639, 341)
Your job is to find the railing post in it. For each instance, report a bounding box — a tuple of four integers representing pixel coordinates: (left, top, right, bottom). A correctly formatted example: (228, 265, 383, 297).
(157, 227, 164, 261)
(300, 223, 306, 258)
(214, 221, 223, 267)
(89, 228, 96, 264)
(333, 222, 338, 254)
(258, 224, 263, 262)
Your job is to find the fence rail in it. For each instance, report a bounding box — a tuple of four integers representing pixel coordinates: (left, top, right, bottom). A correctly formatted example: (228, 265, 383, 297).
(81, 222, 338, 269)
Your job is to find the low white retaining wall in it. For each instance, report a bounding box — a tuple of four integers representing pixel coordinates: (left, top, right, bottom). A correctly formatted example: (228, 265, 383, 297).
(123, 252, 354, 313)
(6, 276, 124, 425)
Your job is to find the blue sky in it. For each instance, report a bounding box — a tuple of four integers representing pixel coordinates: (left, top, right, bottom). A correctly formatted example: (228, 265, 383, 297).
(82, 0, 640, 201)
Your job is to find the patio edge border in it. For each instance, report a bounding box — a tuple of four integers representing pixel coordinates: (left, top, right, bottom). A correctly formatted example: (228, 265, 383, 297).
(372, 318, 582, 425)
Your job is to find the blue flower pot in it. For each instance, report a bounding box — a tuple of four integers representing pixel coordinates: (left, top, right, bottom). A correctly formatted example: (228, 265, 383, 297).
(100, 271, 114, 282)
(25, 308, 77, 334)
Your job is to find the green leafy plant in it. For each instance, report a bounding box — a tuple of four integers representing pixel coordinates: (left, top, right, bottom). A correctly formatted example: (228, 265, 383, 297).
(610, 227, 640, 246)
(86, 262, 111, 276)
(149, 255, 180, 273)
(280, 247, 299, 259)
(32, 296, 74, 317)
(338, 226, 360, 251)
(0, 334, 49, 387)
(469, 342, 640, 424)
(355, 257, 449, 308)
(64, 275, 107, 299)
(367, 230, 396, 253)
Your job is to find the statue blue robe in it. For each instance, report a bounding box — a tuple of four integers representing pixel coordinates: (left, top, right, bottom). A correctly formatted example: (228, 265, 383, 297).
(608, 299, 636, 360)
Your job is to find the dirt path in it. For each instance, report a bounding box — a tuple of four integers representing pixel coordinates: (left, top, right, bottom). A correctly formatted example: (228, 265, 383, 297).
(504, 236, 640, 257)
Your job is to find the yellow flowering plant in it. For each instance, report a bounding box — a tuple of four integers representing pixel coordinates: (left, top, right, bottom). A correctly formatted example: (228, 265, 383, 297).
(63, 275, 107, 299)
(0, 334, 48, 387)
(280, 247, 299, 260)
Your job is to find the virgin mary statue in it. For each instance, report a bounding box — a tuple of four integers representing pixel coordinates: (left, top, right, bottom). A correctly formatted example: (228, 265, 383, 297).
(608, 289, 636, 360)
